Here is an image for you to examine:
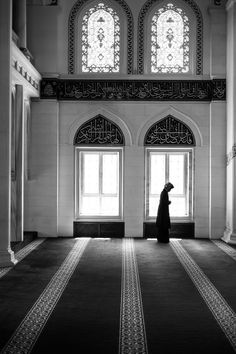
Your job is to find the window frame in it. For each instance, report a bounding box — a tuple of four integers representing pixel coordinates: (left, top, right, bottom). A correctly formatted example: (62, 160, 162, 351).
(75, 0, 128, 75)
(145, 147, 193, 221)
(75, 146, 123, 220)
(144, 0, 197, 75)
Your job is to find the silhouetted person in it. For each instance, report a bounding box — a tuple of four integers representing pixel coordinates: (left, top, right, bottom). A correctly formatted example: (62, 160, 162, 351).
(156, 182, 174, 243)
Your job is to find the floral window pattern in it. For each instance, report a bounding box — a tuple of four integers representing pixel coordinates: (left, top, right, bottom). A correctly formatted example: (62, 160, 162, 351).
(81, 3, 120, 73)
(151, 3, 190, 73)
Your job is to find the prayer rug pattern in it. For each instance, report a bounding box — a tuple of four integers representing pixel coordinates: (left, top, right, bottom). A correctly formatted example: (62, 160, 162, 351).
(0, 239, 45, 279)
(0, 238, 90, 354)
(170, 240, 236, 351)
(119, 238, 148, 354)
(212, 240, 236, 262)
(0, 238, 236, 353)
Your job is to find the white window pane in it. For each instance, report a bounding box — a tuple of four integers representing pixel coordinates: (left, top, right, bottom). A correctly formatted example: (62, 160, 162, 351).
(147, 151, 190, 219)
(83, 153, 99, 193)
(80, 196, 100, 215)
(150, 154, 165, 194)
(102, 153, 118, 194)
(101, 196, 119, 215)
(169, 197, 187, 216)
(78, 149, 122, 218)
(149, 196, 187, 218)
(149, 196, 160, 217)
(169, 155, 184, 194)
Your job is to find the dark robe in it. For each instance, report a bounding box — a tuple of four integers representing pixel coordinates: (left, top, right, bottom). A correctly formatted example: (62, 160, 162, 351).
(155, 189, 171, 243)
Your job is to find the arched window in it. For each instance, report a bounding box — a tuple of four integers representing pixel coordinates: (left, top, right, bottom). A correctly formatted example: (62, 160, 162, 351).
(138, 0, 203, 75)
(151, 3, 190, 73)
(68, 0, 134, 74)
(81, 3, 120, 73)
(145, 116, 194, 220)
(74, 116, 124, 219)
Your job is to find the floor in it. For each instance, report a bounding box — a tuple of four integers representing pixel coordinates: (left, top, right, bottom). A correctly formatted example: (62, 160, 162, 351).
(0, 237, 236, 354)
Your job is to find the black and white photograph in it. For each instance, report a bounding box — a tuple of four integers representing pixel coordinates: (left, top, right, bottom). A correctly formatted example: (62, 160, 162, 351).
(0, 0, 236, 352)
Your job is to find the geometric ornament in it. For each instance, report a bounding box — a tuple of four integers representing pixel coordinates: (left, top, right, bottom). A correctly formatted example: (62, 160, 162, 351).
(137, 0, 203, 75)
(144, 115, 195, 145)
(68, 0, 134, 74)
(74, 115, 125, 145)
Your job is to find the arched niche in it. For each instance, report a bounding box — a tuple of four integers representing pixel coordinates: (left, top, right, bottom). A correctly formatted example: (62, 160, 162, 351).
(74, 115, 125, 145)
(144, 115, 196, 146)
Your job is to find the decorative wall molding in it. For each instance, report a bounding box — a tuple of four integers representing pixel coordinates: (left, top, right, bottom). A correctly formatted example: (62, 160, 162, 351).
(137, 0, 203, 75)
(226, 144, 236, 165)
(68, 0, 134, 74)
(74, 115, 125, 145)
(40, 78, 226, 101)
(144, 115, 196, 145)
(12, 41, 41, 96)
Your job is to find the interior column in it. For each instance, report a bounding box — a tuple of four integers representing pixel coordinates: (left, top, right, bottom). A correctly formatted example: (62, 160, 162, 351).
(223, 0, 236, 244)
(0, 0, 17, 266)
(208, 4, 226, 239)
(15, 85, 24, 242)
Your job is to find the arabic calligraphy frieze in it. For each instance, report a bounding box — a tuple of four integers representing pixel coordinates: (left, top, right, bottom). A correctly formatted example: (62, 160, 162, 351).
(40, 79, 58, 99)
(144, 115, 195, 145)
(212, 79, 226, 100)
(74, 115, 125, 145)
(40, 78, 226, 101)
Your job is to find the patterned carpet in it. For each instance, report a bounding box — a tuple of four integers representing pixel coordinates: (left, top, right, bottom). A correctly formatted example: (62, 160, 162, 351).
(0, 238, 236, 354)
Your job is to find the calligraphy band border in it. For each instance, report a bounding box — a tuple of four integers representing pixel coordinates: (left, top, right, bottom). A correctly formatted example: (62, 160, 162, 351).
(40, 78, 226, 102)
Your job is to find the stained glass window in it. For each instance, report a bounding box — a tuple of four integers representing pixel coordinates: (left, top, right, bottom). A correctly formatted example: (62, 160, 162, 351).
(81, 3, 120, 73)
(151, 3, 190, 73)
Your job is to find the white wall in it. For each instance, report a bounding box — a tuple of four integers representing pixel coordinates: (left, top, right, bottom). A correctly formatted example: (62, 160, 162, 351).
(24, 99, 226, 238)
(27, 0, 215, 75)
(24, 0, 227, 238)
(25, 100, 59, 237)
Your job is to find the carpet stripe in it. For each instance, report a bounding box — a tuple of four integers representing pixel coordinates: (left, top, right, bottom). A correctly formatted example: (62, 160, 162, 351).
(119, 238, 148, 354)
(0, 239, 45, 279)
(0, 238, 90, 354)
(170, 240, 236, 351)
(212, 240, 236, 262)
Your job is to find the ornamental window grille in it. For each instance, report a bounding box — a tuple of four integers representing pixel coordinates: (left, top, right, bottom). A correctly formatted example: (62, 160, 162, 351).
(74, 115, 125, 145)
(81, 3, 120, 73)
(144, 115, 195, 145)
(151, 3, 190, 73)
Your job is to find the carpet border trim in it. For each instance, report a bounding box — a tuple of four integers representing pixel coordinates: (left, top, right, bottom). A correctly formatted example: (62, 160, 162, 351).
(119, 238, 148, 354)
(0, 238, 90, 354)
(212, 240, 236, 262)
(0, 239, 45, 279)
(170, 240, 236, 351)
